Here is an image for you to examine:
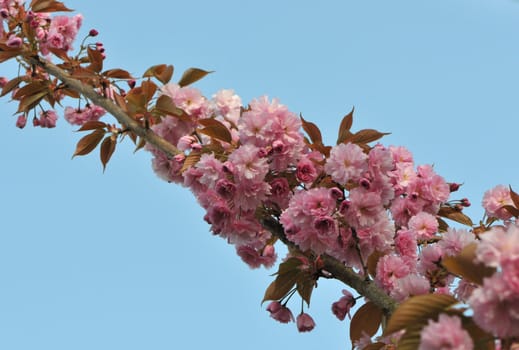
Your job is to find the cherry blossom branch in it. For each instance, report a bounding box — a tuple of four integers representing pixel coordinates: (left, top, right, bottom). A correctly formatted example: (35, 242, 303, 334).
(261, 217, 397, 315)
(28, 53, 397, 316)
(28, 55, 181, 158)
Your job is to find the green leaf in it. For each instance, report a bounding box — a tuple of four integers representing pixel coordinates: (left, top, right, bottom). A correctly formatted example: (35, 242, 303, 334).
(442, 243, 496, 285)
(350, 301, 383, 346)
(384, 294, 458, 336)
(178, 68, 213, 87)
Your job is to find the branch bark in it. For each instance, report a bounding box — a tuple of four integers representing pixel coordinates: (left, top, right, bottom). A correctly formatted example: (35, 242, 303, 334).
(30, 54, 397, 316)
(261, 217, 397, 315)
(29, 56, 181, 158)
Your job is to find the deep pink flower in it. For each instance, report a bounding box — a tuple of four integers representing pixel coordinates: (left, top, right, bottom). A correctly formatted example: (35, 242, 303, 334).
(419, 314, 473, 350)
(6, 34, 22, 47)
(15, 114, 26, 129)
(331, 289, 355, 321)
(296, 156, 318, 184)
(266, 301, 294, 323)
(376, 254, 410, 292)
(296, 313, 315, 332)
(36, 110, 57, 128)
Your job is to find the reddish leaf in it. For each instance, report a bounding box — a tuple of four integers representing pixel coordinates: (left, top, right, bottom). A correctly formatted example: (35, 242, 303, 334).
(198, 118, 232, 144)
(350, 129, 390, 145)
(180, 152, 201, 173)
(0, 50, 20, 63)
(103, 69, 134, 80)
(154, 95, 188, 120)
(13, 81, 47, 100)
(1, 76, 25, 97)
(73, 129, 105, 157)
(438, 206, 473, 226)
(143, 64, 174, 84)
(509, 186, 519, 211)
(31, 0, 72, 12)
(300, 115, 323, 145)
(350, 301, 383, 346)
(337, 107, 354, 144)
(296, 272, 315, 307)
(442, 243, 496, 285)
(100, 136, 116, 171)
(141, 80, 157, 103)
(178, 68, 213, 87)
(384, 294, 458, 336)
(502, 205, 519, 218)
(16, 91, 48, 113)
(76, 121, 107, 132)
(47, 47, 70, 61)
(87, 47, 103, 73)
(263, 270, 299, 303)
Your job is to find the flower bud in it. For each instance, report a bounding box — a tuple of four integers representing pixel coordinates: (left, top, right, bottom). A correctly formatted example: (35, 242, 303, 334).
(89, 29, 99, 37)
(296, 313, 315, 332)
(16, 115, 27, 129)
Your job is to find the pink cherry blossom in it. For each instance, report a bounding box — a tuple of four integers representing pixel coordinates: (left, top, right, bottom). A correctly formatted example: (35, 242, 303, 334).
(15, 114, 26, 128)
(324, 142, 368, 185)
(408, 212, 438, 240)
(469, 273, 519, 338)
(266, 301, 294, 323)
(331, 289, 355, 321)
(482, 185, 513, 220)
(438, 228, 476, 257)
(419, 314, 473, 350)
(35, 110, 58, 128)
(296, 313, 315, 332)
(390, 274, 430, 302)
(375, 254, 410, 292)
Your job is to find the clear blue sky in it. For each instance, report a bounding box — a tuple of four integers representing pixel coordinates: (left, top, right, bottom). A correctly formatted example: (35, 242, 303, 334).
(1, 1, 518, 349)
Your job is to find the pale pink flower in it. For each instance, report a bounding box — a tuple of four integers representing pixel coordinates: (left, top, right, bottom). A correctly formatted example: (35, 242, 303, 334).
(211, 89, 241, 124)
(390, 274, 430, 302)
(149, 151, 184, 184)
(417, 244, 443, 276)
(469, 273, 519, 338)
(389, 145, 414, 164)
(160, 83, 208, 118)
(438, 228, 476, 257)
(394, 228, 418, 264)
(266, 301, 294, 323)
(482, 185, 513, 220)
(376, 254, 410, 292)
(40, 14, 82, 54)
(454, 279, 477, 302)
(35, 110, 57, 128)
(419, 314, 473, 350)
(408, 212, 438, 240)
(331, 289, 355, 321)
(296, 313, 315, 332)
(476, 223, 519, 268)
(342, 187, 384, 229)
(228, 144, 268, 182)
(324, 142, 368, 185)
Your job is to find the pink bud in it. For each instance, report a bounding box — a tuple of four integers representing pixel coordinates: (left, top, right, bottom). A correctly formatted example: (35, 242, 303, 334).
(266, 301, 294, 323)
(449, 182, 461, 192)
(331, 289, 355, 321)
(16, 115, 27, 129)
(0, 76, 7, 88)
(296, 313, 315, 332)
(6, 35, 22, 48)
(89, 29, 99, 37)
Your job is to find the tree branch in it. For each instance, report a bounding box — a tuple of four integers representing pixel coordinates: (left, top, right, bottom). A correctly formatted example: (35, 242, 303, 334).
(30, 54, 397, 316)
(261, 217, 397, 315)
(29, 55, 181, 158)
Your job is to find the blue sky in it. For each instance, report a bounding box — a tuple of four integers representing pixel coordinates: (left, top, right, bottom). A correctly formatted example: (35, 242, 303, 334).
(1, 1, 519, 349)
